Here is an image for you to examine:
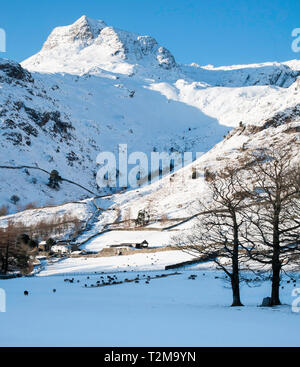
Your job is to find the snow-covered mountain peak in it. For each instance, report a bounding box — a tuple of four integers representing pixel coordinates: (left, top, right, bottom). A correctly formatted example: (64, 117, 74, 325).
(22, 16, 176, 75)
(41, 15, 107, 51)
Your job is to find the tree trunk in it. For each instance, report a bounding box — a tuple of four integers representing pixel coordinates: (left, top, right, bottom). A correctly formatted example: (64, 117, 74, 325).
(1, 256, 8, 275)
(231, 215, 243, 307)
(231, 273, 243, 307)
(3, 245, 9, 275)
(0, 257, 4, 274)
(271, 256, 281, 306)
(271, 208, 281, 306)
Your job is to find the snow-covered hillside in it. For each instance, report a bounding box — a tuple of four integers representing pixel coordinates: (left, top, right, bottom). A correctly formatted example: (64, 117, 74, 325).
(1, 15, 300, 211)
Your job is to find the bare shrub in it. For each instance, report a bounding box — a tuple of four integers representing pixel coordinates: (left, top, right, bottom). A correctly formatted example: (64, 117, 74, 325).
(160, 214, 169, 224)
(122, 208, 132, 228)
(204, 168, 216, 182)
(0, 205, 9, 217)
(24, 202, 37, 210)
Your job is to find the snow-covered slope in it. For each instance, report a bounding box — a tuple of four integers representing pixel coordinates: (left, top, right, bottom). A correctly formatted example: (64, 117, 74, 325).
(79, 101, 300, 253)
(1, 15, 300, 212)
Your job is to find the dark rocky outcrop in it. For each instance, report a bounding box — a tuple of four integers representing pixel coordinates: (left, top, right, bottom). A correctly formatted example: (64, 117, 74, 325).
(0, 60, 33, 83)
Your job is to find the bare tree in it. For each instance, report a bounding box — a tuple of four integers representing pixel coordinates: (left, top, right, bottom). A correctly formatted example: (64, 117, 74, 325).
(0, 221, 37, 275)
(0, 221, 19, 274)
(176, 167, 247, 307)
(240, 149, 300, 305)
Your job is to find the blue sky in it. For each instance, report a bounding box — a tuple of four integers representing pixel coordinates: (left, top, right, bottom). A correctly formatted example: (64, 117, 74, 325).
(0, 0, 299, 66)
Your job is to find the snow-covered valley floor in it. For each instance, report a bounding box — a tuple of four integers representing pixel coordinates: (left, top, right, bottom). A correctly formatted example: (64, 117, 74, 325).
(1, 267, 300, 347)
(37, 250, 195, 276)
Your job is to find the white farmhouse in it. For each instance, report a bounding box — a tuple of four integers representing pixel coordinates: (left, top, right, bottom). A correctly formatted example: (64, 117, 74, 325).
(51, 244, 70, 255)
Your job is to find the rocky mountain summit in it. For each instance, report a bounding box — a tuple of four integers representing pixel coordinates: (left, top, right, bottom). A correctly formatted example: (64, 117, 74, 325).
(22, 15, 177, 75)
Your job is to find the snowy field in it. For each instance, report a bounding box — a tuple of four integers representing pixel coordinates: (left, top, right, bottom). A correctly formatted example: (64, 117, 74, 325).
(1, 267, 300, 347)
(82, 230, 179, 251)
(37, 250, 195, 276)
